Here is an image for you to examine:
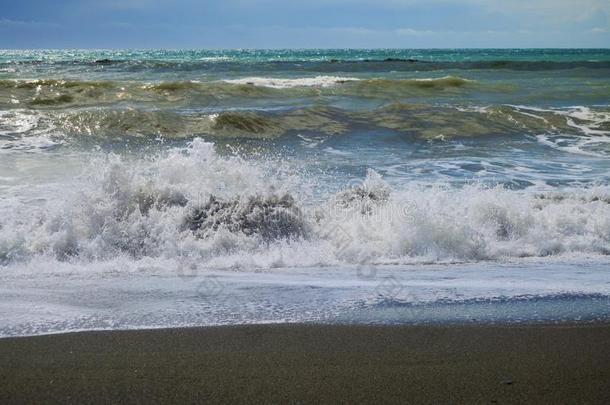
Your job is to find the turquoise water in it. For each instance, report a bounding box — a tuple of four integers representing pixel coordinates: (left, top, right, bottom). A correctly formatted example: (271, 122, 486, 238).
(3, 48, 610, 62)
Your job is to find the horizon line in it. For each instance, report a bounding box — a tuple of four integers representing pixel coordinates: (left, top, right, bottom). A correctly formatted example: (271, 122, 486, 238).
(2, 47, 610, 51)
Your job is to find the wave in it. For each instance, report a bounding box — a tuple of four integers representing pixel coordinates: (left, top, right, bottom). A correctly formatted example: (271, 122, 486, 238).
(53, 106, 347, 139)
(1, 139, 609, 268)
(2, 104, 609, 149)
(1, 107, 349, 145)
(3, 59, 610, 73)
(0, 76, 481, 108)
(356, 75, 473, 89)
(223, 76, 360, 88)
(334, 60, 610, 71)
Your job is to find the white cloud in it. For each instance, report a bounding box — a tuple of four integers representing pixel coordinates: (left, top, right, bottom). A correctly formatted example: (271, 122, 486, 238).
(236, 0, 610, 24)
(395, 28, 434, 37)
(0, 19, 58, 28)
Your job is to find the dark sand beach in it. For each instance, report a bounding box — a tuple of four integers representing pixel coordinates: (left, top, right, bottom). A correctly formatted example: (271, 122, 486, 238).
(1, 323, 609, 404)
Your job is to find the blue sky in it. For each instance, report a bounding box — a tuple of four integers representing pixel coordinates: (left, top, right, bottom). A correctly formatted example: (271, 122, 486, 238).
(1, 0, 609, 48)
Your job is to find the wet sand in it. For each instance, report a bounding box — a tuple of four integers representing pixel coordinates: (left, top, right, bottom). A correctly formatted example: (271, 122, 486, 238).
(1, 323, 609, 404)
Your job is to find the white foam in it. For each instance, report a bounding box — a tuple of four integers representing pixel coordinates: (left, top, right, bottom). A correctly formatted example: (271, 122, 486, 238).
(223, 75, 359, 88)
(323, 146, 352, 156)
(1, 140, 610, 271)
(562, 107, 610, 136)
(0, 110, 41, 135)
(0, 110, 60, 151)
(1, 258, 609, 337)
(505, 105, 610, 157)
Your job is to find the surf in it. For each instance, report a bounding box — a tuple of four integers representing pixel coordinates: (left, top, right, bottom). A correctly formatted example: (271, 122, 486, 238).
(2, 139, 609, 269)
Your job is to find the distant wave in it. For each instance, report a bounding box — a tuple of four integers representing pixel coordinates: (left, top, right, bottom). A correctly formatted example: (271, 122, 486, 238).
(223, 75, 360, 88)
(3, 59, 610, 72)
(224, 75, 474, 91)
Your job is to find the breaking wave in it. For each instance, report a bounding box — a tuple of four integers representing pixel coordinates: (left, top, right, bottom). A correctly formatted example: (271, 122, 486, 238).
(223, 75, 360, 88)
(223, 75, 472, 90)
(1, 139, 609, 268)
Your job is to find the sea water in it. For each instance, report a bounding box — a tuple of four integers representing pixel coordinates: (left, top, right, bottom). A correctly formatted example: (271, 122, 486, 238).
(1, 49, 609, 336)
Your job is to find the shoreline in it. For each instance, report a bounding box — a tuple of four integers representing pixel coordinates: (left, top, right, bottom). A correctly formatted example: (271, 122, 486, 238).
(2, 317, 609, 340)
(1, 322, 609, 404)
(3, 261, 609, 337)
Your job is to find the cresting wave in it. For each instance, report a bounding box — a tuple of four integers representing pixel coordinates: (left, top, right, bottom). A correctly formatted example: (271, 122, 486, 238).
(1, 139, 609, 269)
(223, 76, 360, 88)
(224, 75, 471, 89)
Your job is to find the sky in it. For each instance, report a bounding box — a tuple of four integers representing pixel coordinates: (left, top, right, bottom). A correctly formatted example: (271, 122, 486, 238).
(1, 0, 609, 48)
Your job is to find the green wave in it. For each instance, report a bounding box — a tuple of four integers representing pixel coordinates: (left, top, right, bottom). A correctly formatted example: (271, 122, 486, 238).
(0, 76, 496, 109)
(12, 104, 602, 141)
(55, 106, 349, 139)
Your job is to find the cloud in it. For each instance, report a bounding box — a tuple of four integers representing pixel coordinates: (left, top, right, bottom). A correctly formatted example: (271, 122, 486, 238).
(395, 28, 435, 37)
(0, 18, 58, 28)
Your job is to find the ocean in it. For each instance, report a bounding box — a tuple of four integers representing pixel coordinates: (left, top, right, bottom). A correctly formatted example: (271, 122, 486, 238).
(1, 49, 609, 336)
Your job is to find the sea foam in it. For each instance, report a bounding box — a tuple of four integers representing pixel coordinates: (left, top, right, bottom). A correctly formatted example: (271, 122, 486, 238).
(223, 76, 360, 88)
(1, 139, 609, 270)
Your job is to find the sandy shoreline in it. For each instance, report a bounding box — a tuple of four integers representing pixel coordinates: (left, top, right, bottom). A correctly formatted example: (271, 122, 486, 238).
(1, 323, 609, 404)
